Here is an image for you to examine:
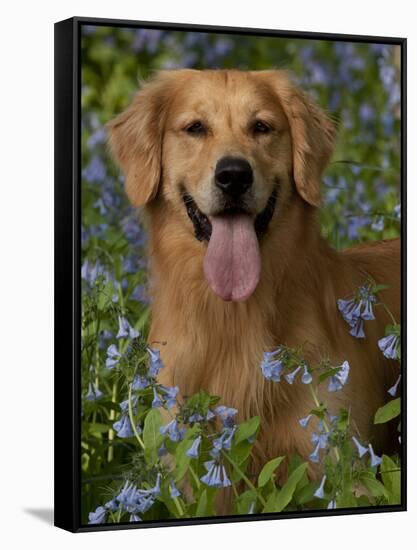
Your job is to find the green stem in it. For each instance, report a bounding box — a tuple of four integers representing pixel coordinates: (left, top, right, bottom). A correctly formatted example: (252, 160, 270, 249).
(221, 450, 266, 507)
(188, 464, 201, 490)
(173, 497, 185, 517)
(379, 302, 397, 326)
(128, 383, 145, 451)
(107, 380, 118, 462)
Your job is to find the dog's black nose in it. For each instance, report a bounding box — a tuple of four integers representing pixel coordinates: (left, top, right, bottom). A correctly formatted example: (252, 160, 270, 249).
(215, 157, 253, 197)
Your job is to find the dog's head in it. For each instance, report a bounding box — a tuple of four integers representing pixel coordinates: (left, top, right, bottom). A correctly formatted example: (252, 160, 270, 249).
(108, 69, 336, 302)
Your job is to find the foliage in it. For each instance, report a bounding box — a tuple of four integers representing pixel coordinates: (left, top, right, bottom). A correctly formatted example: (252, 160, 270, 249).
(80, 24, 401, 525)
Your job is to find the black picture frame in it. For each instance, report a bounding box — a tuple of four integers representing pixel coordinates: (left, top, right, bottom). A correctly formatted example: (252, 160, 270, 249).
(54, 16, 407, 533)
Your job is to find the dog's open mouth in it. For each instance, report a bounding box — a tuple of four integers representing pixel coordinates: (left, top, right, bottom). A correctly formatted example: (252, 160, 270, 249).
(182, 189, 277, 302)
(182, 190, 277, 242)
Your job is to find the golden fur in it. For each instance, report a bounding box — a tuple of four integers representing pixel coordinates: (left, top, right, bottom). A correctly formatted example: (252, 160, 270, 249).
(108, 69, 400, 479)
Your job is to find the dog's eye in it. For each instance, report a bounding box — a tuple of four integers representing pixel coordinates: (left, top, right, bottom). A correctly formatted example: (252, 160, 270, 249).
(253, 121, 271, 134)
(185, 121, 206, 135)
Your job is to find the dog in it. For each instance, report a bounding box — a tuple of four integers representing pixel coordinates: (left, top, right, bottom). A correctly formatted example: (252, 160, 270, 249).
(108, 69, 400, 480)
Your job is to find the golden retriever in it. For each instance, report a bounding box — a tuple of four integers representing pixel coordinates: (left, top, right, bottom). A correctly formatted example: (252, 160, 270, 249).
(108, 69, 400, 480)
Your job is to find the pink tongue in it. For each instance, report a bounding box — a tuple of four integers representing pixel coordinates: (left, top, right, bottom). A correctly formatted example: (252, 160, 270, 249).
(203, 214, 261, 302)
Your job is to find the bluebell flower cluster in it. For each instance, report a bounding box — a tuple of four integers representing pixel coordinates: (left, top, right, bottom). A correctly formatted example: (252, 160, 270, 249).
(116, 316, 139, 340)
(113, 475, 161, 518)
(378, 334, 399, 360)
(309, 421, 331, 463)
(85, 382, 103, 401)
(200, 460, 232, 488)
(160, 419, 186, 442)
(106, 344, 121, 369)
(328, 361, 350, 392)
(260, 348, 284, 381)
(337, 285, 376, 338)
(214, 405, 238, 428)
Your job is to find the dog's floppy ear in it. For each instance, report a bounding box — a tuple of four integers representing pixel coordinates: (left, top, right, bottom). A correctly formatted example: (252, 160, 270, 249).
(107, 72, 173, 207)
(263, 71, 337, 207)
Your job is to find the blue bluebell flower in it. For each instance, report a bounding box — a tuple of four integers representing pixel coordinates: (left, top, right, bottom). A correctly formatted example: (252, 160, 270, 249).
(314, 475, 327, 499)
(186, 435, 202, 459)
(309, 442, 321, 463)
(116, 481, 136, 509)
(349, 318, 365, 338)
(148, 348, 164, 376)
(260, 349, 284, 382)
(113, 414, 134, 438)
(214, 405, 238, 427)
(81, 259, 106, 286)
(83, 155, 106, 183)
(311, 427, 329, 450)
(212, 427, 236, 454)
(206, 409, 215, 421)
(104, 499, 118, 512)
(85, 382, 103, 401)
(169, 480, 181, 498)
(93, 198, 107, 216)
(160, 419, 185, 442)
(369, 444, 382, 467)
(116, 316, 139, 339)
(352, 436, 369, 458)
(105, 344, 121, 369)
(88, 505, 107, 524)
(285, 365, 302, 385)
(388, 375, 401, 397)
(327, 500, 336, 509)
(152, 388, 163, 408)
(120, 396, 138, 414)
(301, 365, 313, 384)
(132, 374, 150, 390)
(378, 334, 399, 360)
(299, 414, 312, 428)
(129, 514, 141, 522)
(328, 361, 350, 392)
(371, 217, 385, 231)
(160, 385, 179, 409)
(394, 204, 401, 219)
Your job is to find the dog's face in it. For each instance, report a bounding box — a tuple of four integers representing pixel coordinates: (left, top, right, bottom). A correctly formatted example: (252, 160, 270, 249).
(109, 70, 336, 302)
(161, 71, 292, 232)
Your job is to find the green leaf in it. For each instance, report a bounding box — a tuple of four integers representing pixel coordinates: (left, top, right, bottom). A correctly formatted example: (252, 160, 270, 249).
(374, 398, 401, 424)
(234, 416, 260, 445)
(235, 490, 257, 515)
(258, 457, 285, 488)
(380, 455, 401, 504)
(263, 462, 308, 513)
(143, 408, 163, 463)
(359, 471, 389, 499)
(88, 422, 112, 435)
(174, 425, 199, 482)
(195, 490, 208, 517)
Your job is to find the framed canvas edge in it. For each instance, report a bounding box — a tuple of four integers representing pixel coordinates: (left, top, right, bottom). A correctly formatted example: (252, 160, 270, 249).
(54, 16, 407, 533)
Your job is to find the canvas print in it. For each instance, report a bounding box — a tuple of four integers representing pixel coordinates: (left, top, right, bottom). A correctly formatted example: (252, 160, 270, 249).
(79, 22, 403, 527)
